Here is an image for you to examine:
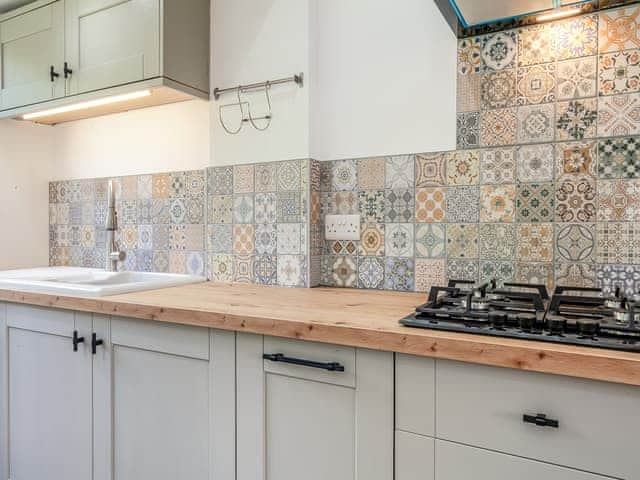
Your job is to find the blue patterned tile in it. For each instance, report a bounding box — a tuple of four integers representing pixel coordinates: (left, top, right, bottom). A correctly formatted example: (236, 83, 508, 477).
(254, 254, 278, 285)
(357, 257, 385, 290)
(208, 166, 233, 195)
(233, 194, 255, 224)
(137, 200, 154, 224)
(255, 223, 277, 255)
(137, 250, 154, 272)
(151, 199, 170, 224)
(384, 257, 415, 291)
(277, 191, 302, 223)
(168, 199, 186, 224)
(208, 224, 233, 254)
(255, 193, 277, 223)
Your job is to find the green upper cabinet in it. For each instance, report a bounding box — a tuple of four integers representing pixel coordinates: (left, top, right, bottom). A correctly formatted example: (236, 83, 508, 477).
(65, 0, 161, 96)
(0, 0, 65, 110)
(0, 0, 209, 122)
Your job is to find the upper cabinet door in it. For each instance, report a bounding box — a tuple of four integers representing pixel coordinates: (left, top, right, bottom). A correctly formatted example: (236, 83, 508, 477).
(0, 1, 65, 110)
(65, 0, 161, 96)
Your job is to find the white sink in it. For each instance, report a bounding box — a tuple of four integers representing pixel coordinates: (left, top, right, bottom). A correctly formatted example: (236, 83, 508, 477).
(0, 267, 205, 297)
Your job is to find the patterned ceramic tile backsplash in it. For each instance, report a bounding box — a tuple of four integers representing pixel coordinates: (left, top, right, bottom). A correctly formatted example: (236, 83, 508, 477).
(206, 160, 311, 287)
(50, 160, 312, 288)
(49, 6, 640, 296)
(449, 5, 640, 296)
(49, 171, 207, 275)
(319, 5, 640, 295)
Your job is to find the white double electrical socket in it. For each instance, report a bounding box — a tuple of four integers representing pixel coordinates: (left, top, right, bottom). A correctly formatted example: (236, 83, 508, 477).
(325, 214, 361, 241)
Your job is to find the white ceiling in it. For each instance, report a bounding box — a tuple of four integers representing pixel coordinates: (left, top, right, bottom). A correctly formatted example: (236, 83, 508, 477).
(0, 0, 36, 14)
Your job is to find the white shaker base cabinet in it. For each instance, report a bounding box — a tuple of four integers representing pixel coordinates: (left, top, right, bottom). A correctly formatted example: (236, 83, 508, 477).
(0, 304, 236, 480)
(1, 305, 92, 480)
(236, 334, 394, 480)
(92, 316, 235, 480)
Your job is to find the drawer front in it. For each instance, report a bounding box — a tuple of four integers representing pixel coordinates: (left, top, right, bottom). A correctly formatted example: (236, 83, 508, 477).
(6, 304, 75, 336)
(396, 431, 434, 480)
(436, 360, 640, 479)
(111, 317, 210, 361)
(436, 440, 609, 480)
(263, 337, 356, 388)
(395, 354, 435, 436)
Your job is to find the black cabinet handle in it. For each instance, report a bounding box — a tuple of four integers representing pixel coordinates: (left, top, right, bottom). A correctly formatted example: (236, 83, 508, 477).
(523, 413, 559, 428)
(64, 62, 73, 79)
(72, 330, 85, 352)
(263, 353, 345, 372)
(91, 333, 104, 355)
(50, 65, 60, 82)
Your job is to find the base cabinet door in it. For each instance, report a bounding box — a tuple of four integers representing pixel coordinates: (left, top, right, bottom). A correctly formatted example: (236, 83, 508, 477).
(0, 0, 65, 110)
(236, 334, 394, 480)
(435, 441, 610, 480)
(1, 304, 92, 480)
(92, 316, 235, 480)
(64, 0, 161, 95)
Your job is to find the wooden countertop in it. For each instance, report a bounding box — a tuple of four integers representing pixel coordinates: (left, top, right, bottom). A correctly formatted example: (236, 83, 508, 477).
(1, 282, 640, 386)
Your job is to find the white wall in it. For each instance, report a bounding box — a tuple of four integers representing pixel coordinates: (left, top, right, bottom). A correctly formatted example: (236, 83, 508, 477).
(211, 0, 311, 166)
(51, 99, 210, 180)
(0, 119, 55, 269)
(209, 0, 457, 165)
(310, 0, 457, 160)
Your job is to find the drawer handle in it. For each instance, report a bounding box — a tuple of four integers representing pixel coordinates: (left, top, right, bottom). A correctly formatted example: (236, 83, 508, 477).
(263, 353, 345, 372)
(72, 330, 85, 352)
(523, 413, 559, 428)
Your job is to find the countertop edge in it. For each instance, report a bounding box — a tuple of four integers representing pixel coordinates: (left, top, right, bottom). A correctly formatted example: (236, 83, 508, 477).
(1, 286, 639, 387)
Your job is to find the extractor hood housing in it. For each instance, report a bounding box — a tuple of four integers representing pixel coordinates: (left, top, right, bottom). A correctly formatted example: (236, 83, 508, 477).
(450, 0, 592, 27)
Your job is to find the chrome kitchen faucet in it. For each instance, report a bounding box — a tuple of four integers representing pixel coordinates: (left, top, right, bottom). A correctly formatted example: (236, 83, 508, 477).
(105, 180, 125, 271)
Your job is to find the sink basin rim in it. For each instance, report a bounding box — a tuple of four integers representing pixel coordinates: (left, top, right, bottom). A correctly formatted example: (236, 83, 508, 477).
(0, 267, 206, 297)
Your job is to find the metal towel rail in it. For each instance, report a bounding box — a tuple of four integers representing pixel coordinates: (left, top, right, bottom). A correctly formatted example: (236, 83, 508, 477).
(214, 73, 304, 134)
(213, 72, 304, 100)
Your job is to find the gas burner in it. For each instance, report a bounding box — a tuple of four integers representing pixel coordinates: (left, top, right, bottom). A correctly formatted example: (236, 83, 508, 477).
(400, 281, 640, 353)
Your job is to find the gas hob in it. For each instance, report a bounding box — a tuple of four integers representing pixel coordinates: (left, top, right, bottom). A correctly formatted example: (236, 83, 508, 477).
(400, 281, 640, 352)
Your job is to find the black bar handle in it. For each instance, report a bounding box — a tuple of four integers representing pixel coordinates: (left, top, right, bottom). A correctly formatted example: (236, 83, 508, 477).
(50, 65, 60, 82)
(91, 333, 104, 355)
(64, 62, 73, 79)
(523, 413, 559, 428)
(263, 353, 345, 372)
(72, 330, 85, 352)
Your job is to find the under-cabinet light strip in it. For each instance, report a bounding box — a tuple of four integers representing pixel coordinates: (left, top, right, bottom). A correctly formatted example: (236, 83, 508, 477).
(22, 90, 152, 120)
(536, 7, 582, 22)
